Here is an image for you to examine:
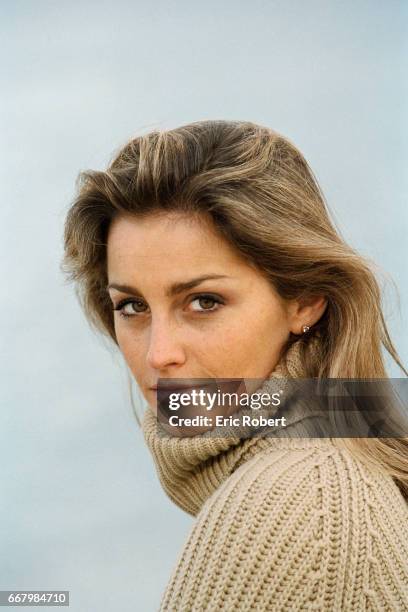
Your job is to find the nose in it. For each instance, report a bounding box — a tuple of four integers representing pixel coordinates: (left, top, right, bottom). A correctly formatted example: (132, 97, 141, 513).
(145, 316, 186, 371)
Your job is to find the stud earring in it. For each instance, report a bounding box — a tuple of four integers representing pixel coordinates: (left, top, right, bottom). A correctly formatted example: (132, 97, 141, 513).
(302, 325, 310, 333)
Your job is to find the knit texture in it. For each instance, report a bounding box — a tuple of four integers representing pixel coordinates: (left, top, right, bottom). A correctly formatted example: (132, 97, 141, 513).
(142, 339, 408, 611)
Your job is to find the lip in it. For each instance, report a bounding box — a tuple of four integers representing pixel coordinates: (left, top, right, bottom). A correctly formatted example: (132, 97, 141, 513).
(149, 383, 213, 392)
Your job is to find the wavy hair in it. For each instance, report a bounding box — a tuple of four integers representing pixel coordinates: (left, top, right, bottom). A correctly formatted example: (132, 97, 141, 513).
(62, 120, 408, 498)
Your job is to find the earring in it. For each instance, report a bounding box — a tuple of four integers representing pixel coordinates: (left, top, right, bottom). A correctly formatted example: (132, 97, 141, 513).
(302, 325, 310, 333)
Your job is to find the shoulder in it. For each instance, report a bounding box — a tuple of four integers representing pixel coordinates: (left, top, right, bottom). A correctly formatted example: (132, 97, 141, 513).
(161, 443, 408, 611)
(205, 441, 408, 521)
(203, 443, 408, 553)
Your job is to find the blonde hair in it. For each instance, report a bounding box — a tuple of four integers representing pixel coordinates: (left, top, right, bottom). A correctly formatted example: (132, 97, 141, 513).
(63, 120, 408, 498)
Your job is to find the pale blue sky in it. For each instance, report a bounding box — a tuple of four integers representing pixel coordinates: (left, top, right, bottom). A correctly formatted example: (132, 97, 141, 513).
(1, 1, 407, 610)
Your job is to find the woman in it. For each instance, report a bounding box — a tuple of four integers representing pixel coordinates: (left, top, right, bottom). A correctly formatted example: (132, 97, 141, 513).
(63, 120, 408, 611)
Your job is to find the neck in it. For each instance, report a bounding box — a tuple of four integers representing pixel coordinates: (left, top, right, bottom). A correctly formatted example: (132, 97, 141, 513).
(142, 336, 333, 516)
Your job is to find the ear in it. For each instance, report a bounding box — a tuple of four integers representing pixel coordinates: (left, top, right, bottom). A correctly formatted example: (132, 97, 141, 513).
(288, 295, 328, 335)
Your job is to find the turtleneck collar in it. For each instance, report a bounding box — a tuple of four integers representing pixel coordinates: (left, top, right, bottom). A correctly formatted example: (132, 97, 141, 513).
(142, 336, 334, 516)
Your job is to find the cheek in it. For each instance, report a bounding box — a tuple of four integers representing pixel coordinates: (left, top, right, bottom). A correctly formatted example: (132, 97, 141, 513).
(115, 324, 142, 371)
(223, 300, 287, 344)
(222, 302, 288, 364)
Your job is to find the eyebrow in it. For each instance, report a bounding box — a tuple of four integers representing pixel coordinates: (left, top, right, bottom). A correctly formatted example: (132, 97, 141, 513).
(107, 274, 231, 298)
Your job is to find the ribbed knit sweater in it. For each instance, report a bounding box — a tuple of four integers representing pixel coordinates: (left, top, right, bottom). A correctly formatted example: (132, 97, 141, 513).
(142, 339, 408, 611)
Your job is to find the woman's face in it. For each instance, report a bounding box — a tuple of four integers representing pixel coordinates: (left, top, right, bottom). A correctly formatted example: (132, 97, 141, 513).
(107, 212, 299, 411)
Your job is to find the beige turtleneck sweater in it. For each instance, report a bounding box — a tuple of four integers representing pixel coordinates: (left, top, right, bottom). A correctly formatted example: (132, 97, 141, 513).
(142, 339, 408, 611)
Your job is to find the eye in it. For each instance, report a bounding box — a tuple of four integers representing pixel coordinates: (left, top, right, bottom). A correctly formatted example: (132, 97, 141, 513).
(113, 298, 147, 318)
(112, 293, 224, 319)
(190, 294, 223, 313)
